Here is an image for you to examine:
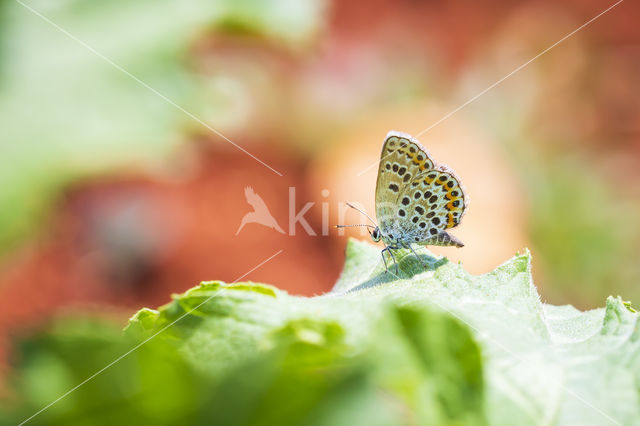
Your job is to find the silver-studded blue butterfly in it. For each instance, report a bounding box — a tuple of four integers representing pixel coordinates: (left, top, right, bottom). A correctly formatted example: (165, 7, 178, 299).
(339, 131, 467, 273)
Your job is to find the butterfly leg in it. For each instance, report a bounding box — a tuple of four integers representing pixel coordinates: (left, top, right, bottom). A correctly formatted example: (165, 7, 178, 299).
(406, 243, 427, 269)
(387, 245, 399, 275)
(381, 245, 400, 275)
(380, 247, 390, 272)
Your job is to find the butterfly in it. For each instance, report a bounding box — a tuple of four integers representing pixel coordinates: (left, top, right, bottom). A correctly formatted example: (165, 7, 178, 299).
(338, 131, 467, 274)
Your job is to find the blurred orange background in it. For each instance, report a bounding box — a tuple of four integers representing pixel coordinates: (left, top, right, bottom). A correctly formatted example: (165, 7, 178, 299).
(1, 0, 639, 384)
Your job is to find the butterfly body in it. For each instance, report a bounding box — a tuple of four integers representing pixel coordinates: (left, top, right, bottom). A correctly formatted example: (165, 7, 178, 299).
(368, 131, 467, 273)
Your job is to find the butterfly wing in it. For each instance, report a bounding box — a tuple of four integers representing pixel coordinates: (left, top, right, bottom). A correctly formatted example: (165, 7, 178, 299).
(375, 131, 435, 233)
(394, 166, 467, 244)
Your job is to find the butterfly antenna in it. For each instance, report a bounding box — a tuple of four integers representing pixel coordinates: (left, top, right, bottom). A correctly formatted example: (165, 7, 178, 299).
(345, 202, 378, 227)
(335, 224, 376, 229)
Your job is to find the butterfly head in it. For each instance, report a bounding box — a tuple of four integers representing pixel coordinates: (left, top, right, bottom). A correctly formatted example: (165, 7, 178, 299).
(370, 227, 381, 242)
(336, 202, 381, 242)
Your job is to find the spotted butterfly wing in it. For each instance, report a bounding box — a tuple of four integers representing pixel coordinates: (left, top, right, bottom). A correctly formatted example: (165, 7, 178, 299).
(395, 166, 466, 246)
(375, 131, 435, 233)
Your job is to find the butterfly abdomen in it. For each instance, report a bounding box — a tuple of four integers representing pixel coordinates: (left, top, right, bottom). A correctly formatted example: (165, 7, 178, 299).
(421, 230, 464, 248)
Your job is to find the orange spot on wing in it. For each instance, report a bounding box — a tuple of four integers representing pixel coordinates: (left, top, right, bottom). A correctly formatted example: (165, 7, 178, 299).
(447, 213, 455, 228)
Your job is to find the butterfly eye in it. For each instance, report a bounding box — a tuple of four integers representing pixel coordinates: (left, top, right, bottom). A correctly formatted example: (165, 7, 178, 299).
(371, 228, 381, 242)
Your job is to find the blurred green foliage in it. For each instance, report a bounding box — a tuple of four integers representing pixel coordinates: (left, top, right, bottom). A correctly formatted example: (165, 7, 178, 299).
(0, 0, 324, 252)
(2, 293, 485, 425)
(496, 126, 640, 307)
(524, 157, 640, 307)
(2, 240, 638, 425)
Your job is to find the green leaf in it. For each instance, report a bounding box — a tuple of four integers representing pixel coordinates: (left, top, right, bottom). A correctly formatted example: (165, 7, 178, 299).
(334, 240, 640, 425)
(3, 239, 639, 425)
